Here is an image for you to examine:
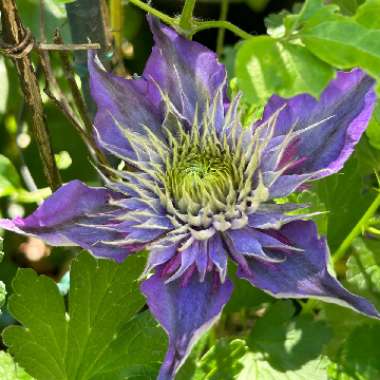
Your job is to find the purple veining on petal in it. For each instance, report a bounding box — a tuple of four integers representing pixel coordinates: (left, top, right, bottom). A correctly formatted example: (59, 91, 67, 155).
(237, 221, 380, 319)
(257, 69, 376, 178)
(145, 16, 228, 131)
(0, 180, 131, 261)
(141, 267, 233, 380)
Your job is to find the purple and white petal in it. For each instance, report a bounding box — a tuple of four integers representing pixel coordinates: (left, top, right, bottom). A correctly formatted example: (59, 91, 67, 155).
(145, 17, 227, 130)
(141, 268, 233, 380)
(258, 69, 376, 178)
(0, 180, 131, 262)
(88, 52, 163, 160)
(237, 221, 380, 319)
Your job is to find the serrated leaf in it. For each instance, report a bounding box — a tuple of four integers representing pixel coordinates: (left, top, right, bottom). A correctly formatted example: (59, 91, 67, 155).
(354, 0, 380, 28)
(301, 19, 380, 79)
(3, 252, 147, 380)
(235, 36, 334, 105)
(0, 352, 34, 380)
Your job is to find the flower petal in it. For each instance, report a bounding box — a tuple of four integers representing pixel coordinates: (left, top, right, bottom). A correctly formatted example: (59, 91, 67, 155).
(258, 69, 376, 178)
(237, 221, 380, 318)
(141, 268, 233, 380)
(88, 52, 163, 160)
(145, 17, 227, 129)
(226, 228, 286, 263)
(0, 180, 131, 261)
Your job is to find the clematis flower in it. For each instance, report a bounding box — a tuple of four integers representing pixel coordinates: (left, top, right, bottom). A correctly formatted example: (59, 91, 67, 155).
(1, 17, 380, 380)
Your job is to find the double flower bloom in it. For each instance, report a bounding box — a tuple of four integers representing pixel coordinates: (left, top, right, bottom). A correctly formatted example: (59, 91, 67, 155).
(1, 17, 379, 380)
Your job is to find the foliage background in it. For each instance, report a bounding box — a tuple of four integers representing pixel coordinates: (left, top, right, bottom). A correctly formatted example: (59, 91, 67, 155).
(0, 0, 380, 379)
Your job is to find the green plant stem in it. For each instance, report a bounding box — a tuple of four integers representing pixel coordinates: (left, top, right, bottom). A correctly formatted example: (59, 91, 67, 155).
(127, 0, 175, 25)
(127, 0, 252, 40)
(192, 20, 252, 40)
(216, 0, 229, 56)
(179, 0, 197, 31)
(333, 191, 380, 264)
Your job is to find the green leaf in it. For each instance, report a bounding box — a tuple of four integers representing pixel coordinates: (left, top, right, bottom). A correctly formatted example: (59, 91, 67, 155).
(236, 352, 330, 380)
(3, 252, 148, 380)
(329, 323, 380, 380)
(247, 301, 331, 367)
(0, 154, 21, 198)
(313, 143, 376, 251)
(200, 339, 248, 380)
(0, 352, 34, 380)
(346, 238, 380, 309)
(301, 19, 380, 78)
(91, 311, 167, 380)
(284, 0, 340, 33)
(235, 36, 334, 104)
(354, 0, 380, 28)
(232, 301, 331, 379)
(330, 0, 362, 15)
(225, 262, 272, 314)
(366, 101, 380, 150)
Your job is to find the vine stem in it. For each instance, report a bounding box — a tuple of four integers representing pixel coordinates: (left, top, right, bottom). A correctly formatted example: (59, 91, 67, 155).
(333, 190, 380, 264)
(192, 20, 252, 39)
(127, 0, 175, 25)
(127, 0, 252, 40)
(216, 0, 229, 56)
(179, 0, 197, 32)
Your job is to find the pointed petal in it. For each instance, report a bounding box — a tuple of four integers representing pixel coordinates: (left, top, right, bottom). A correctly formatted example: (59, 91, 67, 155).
(237, 221, 380, 319)
(141, 269, 233, 380)
(258, 69, 375, 177)
(88, 52, 163, 160)
(145, 17, 227, 129)
(0, 180, 131, 261)
(226, 228, 285, 262)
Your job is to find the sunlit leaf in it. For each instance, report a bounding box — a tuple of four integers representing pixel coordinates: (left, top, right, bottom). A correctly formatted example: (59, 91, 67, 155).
(2, 252, 153, 380)
(0, 352, 33, 380)
(235, 36, 334, 104)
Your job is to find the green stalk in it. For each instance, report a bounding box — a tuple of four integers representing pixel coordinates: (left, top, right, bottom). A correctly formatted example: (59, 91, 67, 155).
(179, 0, 197, 32)
(216, 0, 229, 56)
(127, 0, 175, 25)
(333, 191, 380, 264)
(192, 20, 252, 40)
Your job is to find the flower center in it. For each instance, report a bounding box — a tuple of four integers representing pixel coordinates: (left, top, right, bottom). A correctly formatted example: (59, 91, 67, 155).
(167, 149, 236, 214)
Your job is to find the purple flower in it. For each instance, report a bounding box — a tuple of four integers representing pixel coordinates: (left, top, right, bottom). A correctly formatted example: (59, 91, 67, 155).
(1, 17, 379, 380)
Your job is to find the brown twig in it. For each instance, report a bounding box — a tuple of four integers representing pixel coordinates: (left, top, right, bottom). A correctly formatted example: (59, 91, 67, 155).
(0, 0, 61, 190)
(38, 49, 110, 171)
(38, 43, 101, 51)
(53, 31, 94, 137)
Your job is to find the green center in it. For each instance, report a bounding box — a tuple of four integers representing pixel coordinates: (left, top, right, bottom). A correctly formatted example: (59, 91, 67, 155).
(167, 151, 235, 213)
